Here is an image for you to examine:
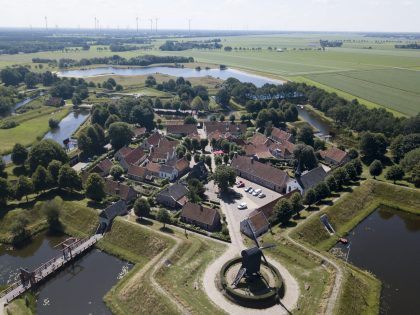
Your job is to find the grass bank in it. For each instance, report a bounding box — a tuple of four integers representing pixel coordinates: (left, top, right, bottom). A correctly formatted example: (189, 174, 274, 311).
(0, 106, 70, 155)
(291, 180, 420, 251)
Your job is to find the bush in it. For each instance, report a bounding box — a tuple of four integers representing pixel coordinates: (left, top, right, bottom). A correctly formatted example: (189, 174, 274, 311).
(0, 120, 19, 129)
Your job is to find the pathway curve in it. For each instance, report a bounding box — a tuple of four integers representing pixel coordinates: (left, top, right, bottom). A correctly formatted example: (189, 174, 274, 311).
(202, 196, 300, 315)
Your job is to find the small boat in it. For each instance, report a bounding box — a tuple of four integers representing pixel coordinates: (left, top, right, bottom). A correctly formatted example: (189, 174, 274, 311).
(339, 238, 348, 244)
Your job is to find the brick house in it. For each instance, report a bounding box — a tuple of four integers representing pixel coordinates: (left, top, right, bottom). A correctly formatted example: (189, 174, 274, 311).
(166, 124, 198, 137)
(320, 147, 350, 166)
(156, 183, 189, 208)
(104, 179, 137, 203)
(270, 127, 294, 143)
(180, 202, 221, 231)
(90, 158, 114, 177)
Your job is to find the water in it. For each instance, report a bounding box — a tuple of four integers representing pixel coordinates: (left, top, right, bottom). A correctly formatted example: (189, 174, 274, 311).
(3, 110, 89, 163)
(297, 107, 331, 136)
(13, 91, 45, 113)
(0, 232, 132, 314)
(58, 66, 283, 88)
(334, 206, 420, 314)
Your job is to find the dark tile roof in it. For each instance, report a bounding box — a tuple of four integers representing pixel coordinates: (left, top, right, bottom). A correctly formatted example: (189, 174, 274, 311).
(99, 200, 127, 220)
(188, 161, 208, 180)
(249, 133, 270, 146)
(166, 124, 198, 135)
(298, 166, 328, 190)
(158, 183, 189, 201)
(248, 211, 270, 233)
(251, 189, 298, 219)
(95, 159, 114, 173)
(116, 146, 133, 158)
(181, 202, 219, 226)
(145, 132, 163, 146)
(231, 156, 290, 190)
(320, 147, 348, 163)
(104, 179, 137, 201)
(204, 122, 246, 135)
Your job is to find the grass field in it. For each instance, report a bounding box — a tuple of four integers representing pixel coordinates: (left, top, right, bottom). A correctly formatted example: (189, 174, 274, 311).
(0, 105, 70, 155)
(291, 180, 420, 251)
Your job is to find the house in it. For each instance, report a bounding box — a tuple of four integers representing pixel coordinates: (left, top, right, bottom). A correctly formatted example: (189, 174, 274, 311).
(159, 164, 178, 180)
(133, 127, 147, 139)
(320, 147, 350, 166)
(104, 179, 137, 203)
(44, 97, 65, 107)
(249, 133, 270, 146)
(115, 146, 133, 161)
(173, 158, 190, 178)
(156, 183, 189, 208)
(90, 159, 114, 177)
(166, 124, 198, 137)
(269, 141, 295, 160)
(142, 132, 164, 149)
(297, 165, 329, 192)
(147, 139, 178, 163)
(240, 211, 270, 238)
(180, 202, 221, 231)
(240, 189, 298, 238)
(127, 164, 147, 182)
(231, 156, 290, 193)
(270, 127, 294, 143)
(118, 146, 147, 170)
(203, 121, 247, 137)
(244, 143, 275, 159)
(188, 161, 208, 181)
(99, 200, 127, 227)
(244, 133, 295, 160)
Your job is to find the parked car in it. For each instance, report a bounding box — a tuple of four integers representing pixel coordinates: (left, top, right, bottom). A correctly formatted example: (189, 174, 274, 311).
(258, 193, 266, 198)
(237, 181, 245, 188)
(253, 189, 262, 196)
(244, 187, 251, 192)
(248, 188, 254, 194)
(238, 203, 248, 210)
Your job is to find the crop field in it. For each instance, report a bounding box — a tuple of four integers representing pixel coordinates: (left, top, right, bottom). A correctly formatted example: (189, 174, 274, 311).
(306, 68, 420, 116)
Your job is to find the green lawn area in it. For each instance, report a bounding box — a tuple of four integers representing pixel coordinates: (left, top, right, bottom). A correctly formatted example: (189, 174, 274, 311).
(0, 106, 70, 155)
(291, 180, 420, 251)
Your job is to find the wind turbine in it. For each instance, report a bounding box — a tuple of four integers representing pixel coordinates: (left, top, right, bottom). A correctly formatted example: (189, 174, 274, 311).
(149, 19, 153, 32)
(188, 19, 192, 35)
(136, 17, 139, 32)
(155, 17, 158, 33)
(44, 16, 48, 30)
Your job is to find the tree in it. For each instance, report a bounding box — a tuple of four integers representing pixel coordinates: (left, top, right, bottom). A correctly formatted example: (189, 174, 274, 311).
(191, 96, 204, 110)
(385, 165, 405, 184)
(293, 144, 318, 171)
(15, 176, 33, 202)
(28, 139, 68, 172)
(360, 132, 387, 160)
(215, 155, 222, 165)
(290, 192, 302, 214)
(344, 163, 358, 181)
(332, 167, 349, 189)
(0, 178, 10, 206)
(10, 216, 28, 245)
(47, 160, 62, 186)
(134, 198, 150, 219)
(348, 148, 359, 160)
(303, 188, 316, 206)
(200, 139, 208, 152)
(108, 122, 133, 150)
(223, 154, 229, 164)
(411, 163, 420, 187)
(314, 138, 326, 151)
(157, 208, 170, 228)
(58, 165, 82, 192)
(219, 114, 225, 122)
(110, 165, 124, 181)
(42, 198, 61, 230)
(274, 199, 292, 223)
(229, 114, 235, 123)
(390, 134, 420, 162)
(11, 143, 28, 166)
(400, 148, 420, 172)
(105, 114, 121, 129)
(369, 160, 383, 179)
(115, 84, 123, 91)
(205, 156, 212, 170)
(192, 138, 200, 151)
(314, 181, 330, 200)
(85, 173, 105, 201)
(215, 88, 230, 107)
(351, 159, 363, 176)
(48, 118, 59, 129)
(130, 103, 154, 130)
(32, 165, 50, 193)
(184, 115, 197, 125)
(213, 165, 236, 193)
(297, 125, 314, 147)
(24, 72, 38, 88)
(325, 176, 338, 192)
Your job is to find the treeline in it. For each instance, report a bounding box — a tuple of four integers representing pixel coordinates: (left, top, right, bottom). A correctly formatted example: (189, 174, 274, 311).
(109, 44, 139, 52)
(58, 55, 194, 68)
(32, 58, 57, 65)
(320, 40, 343, 48)
(395, 43, 420, 49)
(159, 39, 222, 51)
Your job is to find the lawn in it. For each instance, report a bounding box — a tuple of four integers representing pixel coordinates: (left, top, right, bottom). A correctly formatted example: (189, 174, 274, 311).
(291, 180, 420, 251)
(0, 106, 70, 155)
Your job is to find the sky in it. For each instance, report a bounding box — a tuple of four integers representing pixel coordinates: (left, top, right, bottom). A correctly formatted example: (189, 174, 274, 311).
(0, 0, 419, 32)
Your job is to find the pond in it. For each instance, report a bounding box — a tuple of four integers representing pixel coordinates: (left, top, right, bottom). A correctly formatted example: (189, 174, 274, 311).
(0, 232, 132, 314)
(58, 66, 283, 88)
(297, 106, 331, 136)
(333, 206, 420, 314)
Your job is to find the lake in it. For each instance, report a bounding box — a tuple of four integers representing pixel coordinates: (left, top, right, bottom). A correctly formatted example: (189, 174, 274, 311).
(0, 232, 132, 314)
(58, 66, 283, 88)
(334, 206, 420, 314)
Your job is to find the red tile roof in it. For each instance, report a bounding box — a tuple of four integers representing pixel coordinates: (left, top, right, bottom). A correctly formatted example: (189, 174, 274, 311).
(175, 158, 190, 172)
(133, 127, 146, 137)
(271, 127, 293, 142)
(249, 133, 270, 146)
(95, 159, 114, 172)
(124, 147, 146, 165)
(146, 162, 161, 173)
(116, 146, 133, 158)
(127, 164, 147, 178)
(146, 132, 163, 146)
(104, 179, 137, 201)
(320, 147, 348, 163)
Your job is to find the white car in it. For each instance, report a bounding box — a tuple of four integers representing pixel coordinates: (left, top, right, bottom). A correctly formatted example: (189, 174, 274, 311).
(244, 187, 251, 192)
(237, 203, 248, 210)
(253, 189, 262, 196)
(248, 188, 254, 194)
(258, 193, 266, 198)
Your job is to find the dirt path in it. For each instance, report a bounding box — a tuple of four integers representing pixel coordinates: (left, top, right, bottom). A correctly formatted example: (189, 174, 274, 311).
(202, 196, 300, 315)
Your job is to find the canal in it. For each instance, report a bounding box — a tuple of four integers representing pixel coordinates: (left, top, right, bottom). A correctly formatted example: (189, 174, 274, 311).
(0, 232, 132, 314)
(334, 206, 420, 314)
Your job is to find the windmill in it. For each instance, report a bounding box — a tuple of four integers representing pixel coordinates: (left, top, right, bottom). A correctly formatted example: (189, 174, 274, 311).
(231, 221, 276, 287)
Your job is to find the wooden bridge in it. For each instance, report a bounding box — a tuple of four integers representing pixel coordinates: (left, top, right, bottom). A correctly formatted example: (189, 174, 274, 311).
(0, 233, 103, 311)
